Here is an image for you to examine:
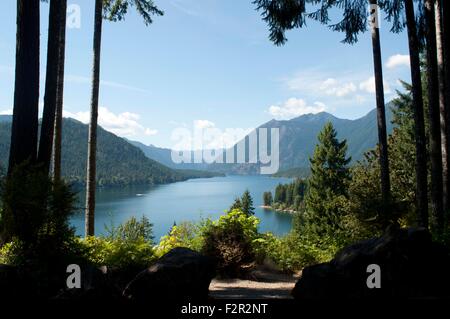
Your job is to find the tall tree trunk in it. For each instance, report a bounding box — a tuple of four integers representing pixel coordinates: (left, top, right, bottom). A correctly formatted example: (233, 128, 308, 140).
(38, 0, 63, 174)
(52, 0, 68, 181)
(85, 0, 103, 237)
(435, 0, 450, 223)
(8, 0, 40, 174)
(405, 0, 429, 228)
(370, 0, 391, 224)
(442, 0, 450, 226)
(424, 0, 444, 234)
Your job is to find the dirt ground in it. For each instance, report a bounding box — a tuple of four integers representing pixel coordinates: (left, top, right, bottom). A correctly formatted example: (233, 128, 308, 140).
(209, 267, 301, 299)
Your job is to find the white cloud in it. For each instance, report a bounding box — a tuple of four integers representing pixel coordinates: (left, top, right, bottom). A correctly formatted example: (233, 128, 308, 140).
(0, 109, 12, 115)
(359, 76, 391, 94)
(64, 107, 158, 137)
(268, 98, 327, 120)
(320, 78, 357, 97)
(194, 119, 215, 129)
(386, 54, 410, 69)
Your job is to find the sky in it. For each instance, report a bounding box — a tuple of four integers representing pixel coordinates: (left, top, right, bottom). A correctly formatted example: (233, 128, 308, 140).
(0, 0, 412, 149)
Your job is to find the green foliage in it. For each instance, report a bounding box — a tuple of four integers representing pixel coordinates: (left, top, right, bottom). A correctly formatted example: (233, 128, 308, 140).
(347, 82, 428, 233)
(270, 178, 307, 211)
(229, 190, 255, 216)
(304, 122, 351, 237)
(0, 119, 196, 187)
(263, 191, 273, 206)
(0, 162, 77, 249)
(201, 210, 259, 277)
(106, 215, 154, 244)
(156, 221, 202, 257)
(241, 190, 255, 216)
(103, 0, 163, 26)
(79, 216, 156, 269)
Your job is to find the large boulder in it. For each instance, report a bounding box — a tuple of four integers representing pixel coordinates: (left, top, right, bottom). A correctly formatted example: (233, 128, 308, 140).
(292, 227, 450, 299)
(123, 248, 216, 301)
(53, 264, 119, 300)
(0, 264, 30, 300)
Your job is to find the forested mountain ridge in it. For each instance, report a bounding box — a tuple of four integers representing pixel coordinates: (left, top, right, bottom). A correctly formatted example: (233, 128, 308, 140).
(0, 116, 217, 186)
(130, 107, 394, 175)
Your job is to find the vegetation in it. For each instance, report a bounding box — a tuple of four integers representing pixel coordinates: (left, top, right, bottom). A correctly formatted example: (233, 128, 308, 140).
(229, 190, 255, 216)
(0, 118, 216, 187)
(263, 178, 306, 212)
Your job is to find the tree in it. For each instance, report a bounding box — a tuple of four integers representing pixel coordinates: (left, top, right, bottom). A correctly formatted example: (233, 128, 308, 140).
(8, 0, 40, 174)
(254, 0, 392, 220)
(274, 184, 286, 203)
(53, 0, 68, 181)
(37, 0, 67, 175)
(435, 0, 450, 220)
(305, 122, 351, 230)
(382, 0, 429, 227)
(241, 190, 255, 216)
(230, 197, 243, 211)
(85, 0, 163, 236)
(368, 0, 392, 217)
(424, 0, 444, 234)
(263, 191, 273, 206)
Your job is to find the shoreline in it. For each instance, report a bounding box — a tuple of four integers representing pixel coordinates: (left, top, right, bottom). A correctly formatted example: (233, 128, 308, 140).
(260, 205, 298, 214)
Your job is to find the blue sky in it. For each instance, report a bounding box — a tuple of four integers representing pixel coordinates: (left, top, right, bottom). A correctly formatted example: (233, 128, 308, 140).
(0, 0, 411, 149)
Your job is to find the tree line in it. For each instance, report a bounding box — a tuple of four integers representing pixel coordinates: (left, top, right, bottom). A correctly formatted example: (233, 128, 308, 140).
(254, 0, 450, 235)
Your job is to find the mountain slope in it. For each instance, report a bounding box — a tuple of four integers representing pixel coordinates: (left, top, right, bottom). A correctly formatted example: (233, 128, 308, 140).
(0, 117, 215, 186)
(205, 106, 394, 174)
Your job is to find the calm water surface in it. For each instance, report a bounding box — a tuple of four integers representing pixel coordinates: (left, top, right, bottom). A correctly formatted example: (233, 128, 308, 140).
(70, 175, 293, 241)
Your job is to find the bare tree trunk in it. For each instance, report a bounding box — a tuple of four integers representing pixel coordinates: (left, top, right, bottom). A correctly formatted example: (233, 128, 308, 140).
(370, 0, 391, 224)
(443, 0, 450, 226)
(405, 0, 429, 228)
(435, 0, 450, 223)
(85, 0, 103, 237)
(38, 0, 63, 174)
(8, 0, 40, 174)
(52, 0, 68, 181)
(424, 0, 444, 234)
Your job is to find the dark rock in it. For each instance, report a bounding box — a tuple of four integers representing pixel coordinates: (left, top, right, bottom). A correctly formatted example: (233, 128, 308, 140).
(292, 227, 450, 299)
(123, 247, 216, 301)
(0, 264, 27, 300)
(53, 264, 119, 300)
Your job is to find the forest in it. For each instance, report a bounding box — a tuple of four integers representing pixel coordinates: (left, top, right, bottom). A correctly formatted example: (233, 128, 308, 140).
(0, 0, 450, 306)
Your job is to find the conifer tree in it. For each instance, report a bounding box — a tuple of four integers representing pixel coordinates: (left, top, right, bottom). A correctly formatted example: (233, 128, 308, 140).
(305, 122, 351, 231)
(241, 190, 255, 216)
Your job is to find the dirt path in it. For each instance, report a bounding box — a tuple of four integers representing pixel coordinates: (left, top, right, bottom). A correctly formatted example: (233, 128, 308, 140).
(209, 268, 300, 299)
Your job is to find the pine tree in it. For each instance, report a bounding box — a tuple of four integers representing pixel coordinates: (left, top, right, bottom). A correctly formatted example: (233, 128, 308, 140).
(263, 191, 273, 206)
(241, 190, 255, 216)
(305, 122, 351, 232)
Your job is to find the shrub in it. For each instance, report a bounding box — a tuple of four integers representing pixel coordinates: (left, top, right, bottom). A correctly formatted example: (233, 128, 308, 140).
(155, 221, 201, 257)
(78, 216, 156, 270)
(200, 209, 259, 277)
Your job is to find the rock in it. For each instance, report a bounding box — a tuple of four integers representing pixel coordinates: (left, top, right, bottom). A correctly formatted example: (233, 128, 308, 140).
(123, 248, 216, 301)
(292, 227, 450, 299)
(0, 264, 26, 300)
(53, 264, 119, 300)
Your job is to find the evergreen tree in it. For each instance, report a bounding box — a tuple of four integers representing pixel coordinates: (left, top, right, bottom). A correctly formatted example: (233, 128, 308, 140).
(230, 197, 243, 211)
(241, 190, 255, 216)
(305, 122, 351, 233)
(274, 184, 286, 203)
(263, 191, 273, 206)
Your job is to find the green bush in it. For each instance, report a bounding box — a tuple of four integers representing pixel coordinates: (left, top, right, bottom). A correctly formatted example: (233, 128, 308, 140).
(78, 216, 156, 270)
(155, 221, 202, 257)
(200, 209, 259, 277)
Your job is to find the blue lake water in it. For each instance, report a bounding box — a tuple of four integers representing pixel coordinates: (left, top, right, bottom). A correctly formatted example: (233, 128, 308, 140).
(70, 175, 294, 241)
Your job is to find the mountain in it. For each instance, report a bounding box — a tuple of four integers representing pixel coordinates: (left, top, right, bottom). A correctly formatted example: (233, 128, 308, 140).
(205, 106, 395, 174)
(127, 140, 211, 171)
(0, 117, 219, 186)
(130, 107, 394, 176)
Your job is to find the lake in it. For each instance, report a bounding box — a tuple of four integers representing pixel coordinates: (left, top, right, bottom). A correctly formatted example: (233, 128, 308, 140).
(70, 175, 294, 241)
